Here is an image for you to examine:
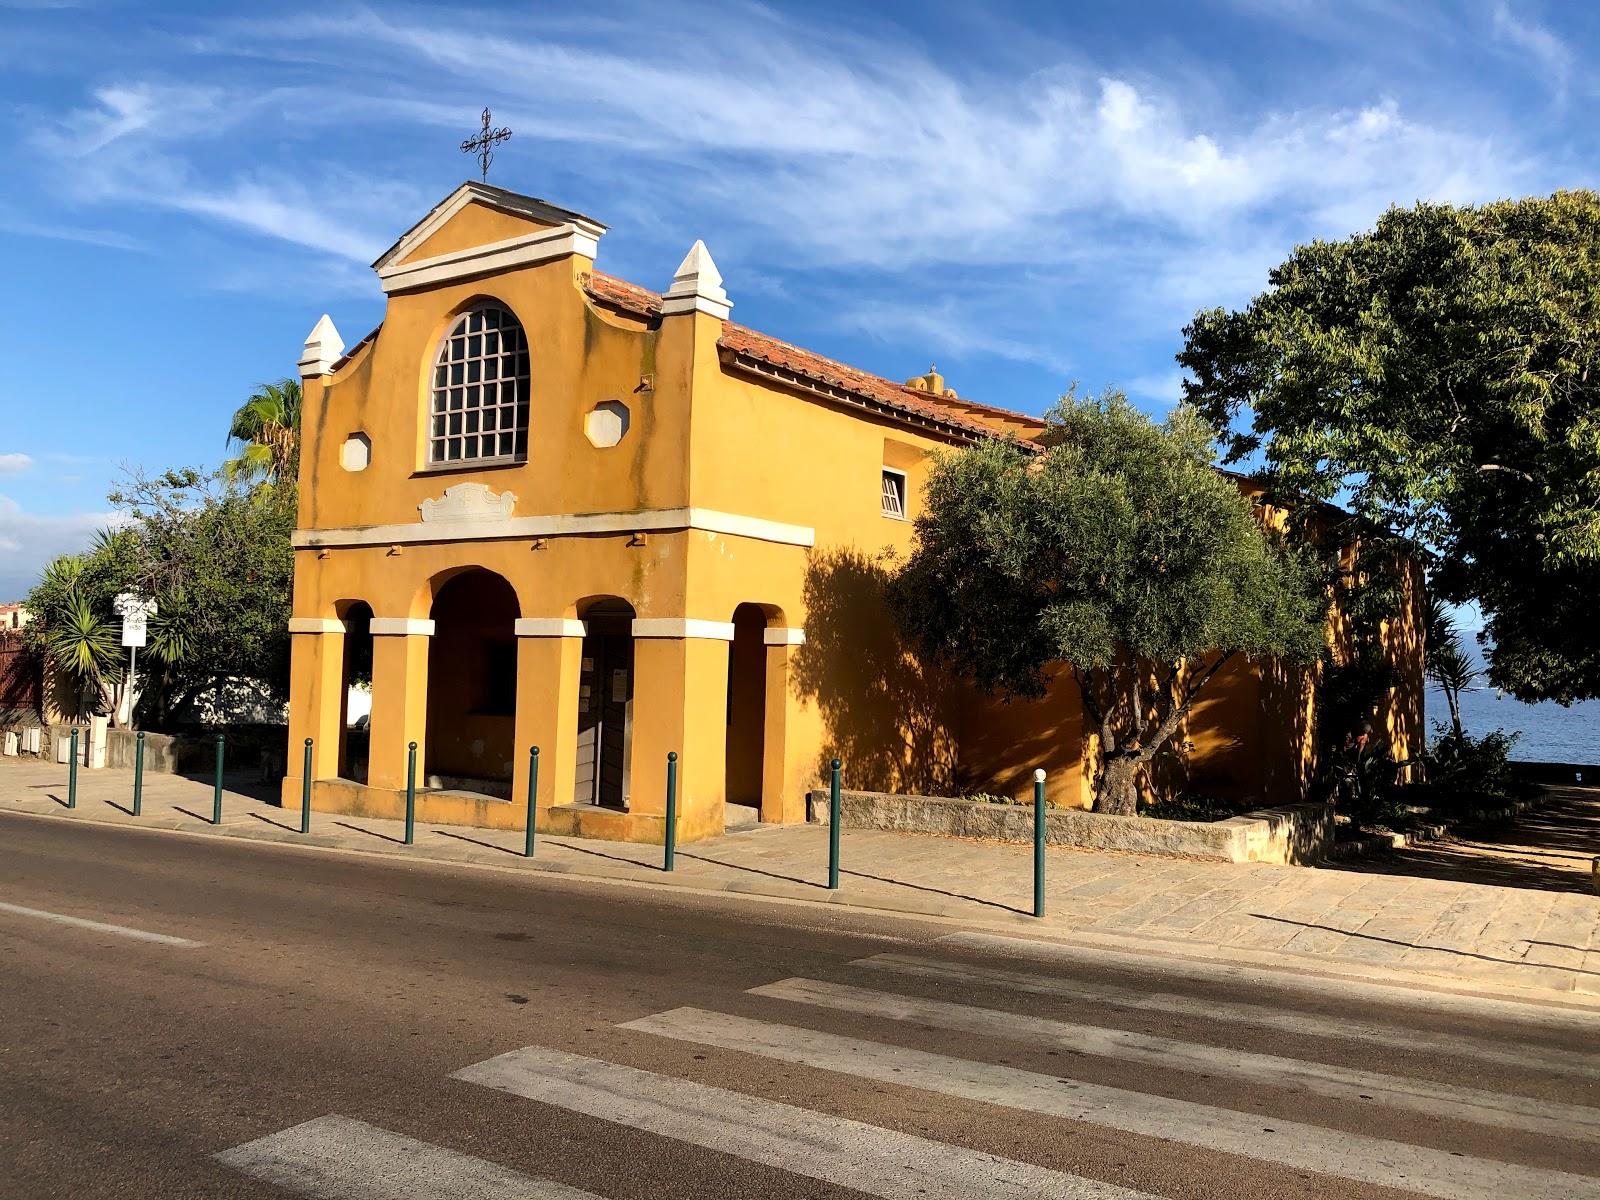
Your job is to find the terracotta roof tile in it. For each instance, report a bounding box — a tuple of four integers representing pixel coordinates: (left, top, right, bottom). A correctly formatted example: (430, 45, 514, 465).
(580, 270, 1042, 445)
(581, 271, 661, 319)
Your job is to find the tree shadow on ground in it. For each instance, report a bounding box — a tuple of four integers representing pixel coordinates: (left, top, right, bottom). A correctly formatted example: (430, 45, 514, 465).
(1250, 913, 1599, 978)
(1322, 785, 1600, 895)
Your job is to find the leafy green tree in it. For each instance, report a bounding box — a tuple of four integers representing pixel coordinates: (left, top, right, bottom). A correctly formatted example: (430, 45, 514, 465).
(1179, 191, 1600, 703)
(889, 391, 1327, 816)
(224, 378, 302, 486)
(27, 470, 295, 727)
(108, 468, 296, 723)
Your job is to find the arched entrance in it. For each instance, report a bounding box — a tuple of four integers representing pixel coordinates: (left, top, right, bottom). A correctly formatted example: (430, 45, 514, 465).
(425, 569, 519, 797)
(724, 604, 769, 820)
(575, 598, 635, 808)
(337, 601, 374, 784)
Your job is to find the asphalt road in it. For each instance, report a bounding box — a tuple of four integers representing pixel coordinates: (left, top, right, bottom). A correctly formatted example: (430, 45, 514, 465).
(2, 809, 1597, 1200)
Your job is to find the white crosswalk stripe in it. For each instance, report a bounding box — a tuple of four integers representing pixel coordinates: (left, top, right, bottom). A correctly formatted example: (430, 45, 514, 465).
(453, 1044, 1158, 1199)
(215, 1115, 603, 1199)
(751, 975, 1600, 1141)
(938, 931, 1600, 1036)
(854, 951, 1600, 1081)
(215, 944, 1600, 1200)
(621, 1006, 1600, 1200)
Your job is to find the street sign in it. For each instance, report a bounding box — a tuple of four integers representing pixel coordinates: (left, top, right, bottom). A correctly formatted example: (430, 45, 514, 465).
(114, 593, 156, 649)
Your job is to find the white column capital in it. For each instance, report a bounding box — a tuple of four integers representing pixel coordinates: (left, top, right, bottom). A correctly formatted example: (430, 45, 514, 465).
(632, 618, 736, 641)
(288, 617, 346, 634)
(762, 627, 806, 646)
(514, 618, 587, 638)
(369, 617, 435, 636)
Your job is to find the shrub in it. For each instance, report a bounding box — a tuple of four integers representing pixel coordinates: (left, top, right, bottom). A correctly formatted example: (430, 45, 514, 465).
(1319, 731, 1410, 829)
(1420, 725, 1527, 820)
(1141, 794, 1255, 822)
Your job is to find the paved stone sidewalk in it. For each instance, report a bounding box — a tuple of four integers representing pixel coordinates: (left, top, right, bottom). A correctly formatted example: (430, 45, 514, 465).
(3, 758, 1596, 1002)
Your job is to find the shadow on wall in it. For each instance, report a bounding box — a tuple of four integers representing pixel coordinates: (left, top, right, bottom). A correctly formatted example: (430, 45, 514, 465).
(791, 548, 960, 795)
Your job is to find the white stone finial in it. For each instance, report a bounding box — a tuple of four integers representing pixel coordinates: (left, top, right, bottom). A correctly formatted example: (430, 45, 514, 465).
(298, 314, 346, 378)
(660, 239, 731, 319)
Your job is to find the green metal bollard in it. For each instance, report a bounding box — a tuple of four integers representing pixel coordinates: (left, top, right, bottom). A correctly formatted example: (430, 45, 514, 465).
(212, 733, 225, 825)
(67, 728, 79, 809)
(524, 746, 540, 859)
(828, 758, 842, 890)
(404, 741, 417, 845)
(300, 738, 313, 834)
(1033, 768, 1046, 919)
(663, 751, 679, 871)
(133, 730, 145, 816)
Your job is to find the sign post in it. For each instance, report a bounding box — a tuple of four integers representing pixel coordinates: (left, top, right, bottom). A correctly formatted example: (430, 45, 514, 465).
(113, 593, 156, 727)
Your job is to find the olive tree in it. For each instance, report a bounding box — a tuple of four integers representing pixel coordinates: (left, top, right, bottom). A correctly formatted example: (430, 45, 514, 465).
(889, 391, 1326, 816)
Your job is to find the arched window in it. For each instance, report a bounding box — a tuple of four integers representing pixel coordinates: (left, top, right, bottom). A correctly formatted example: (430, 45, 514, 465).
(428, 305, 530, 465)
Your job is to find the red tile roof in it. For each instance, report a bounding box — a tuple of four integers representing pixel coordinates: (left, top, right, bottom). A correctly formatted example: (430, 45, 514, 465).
(580, 271, 662, 320)
(579, 271, 1044, 445)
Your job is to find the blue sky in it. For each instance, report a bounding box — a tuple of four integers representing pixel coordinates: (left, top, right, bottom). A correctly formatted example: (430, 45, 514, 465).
(0, 0, 1593, 600)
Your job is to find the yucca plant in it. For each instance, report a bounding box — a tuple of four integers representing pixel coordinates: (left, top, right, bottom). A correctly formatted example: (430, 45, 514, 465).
(44, 593, 121, 719)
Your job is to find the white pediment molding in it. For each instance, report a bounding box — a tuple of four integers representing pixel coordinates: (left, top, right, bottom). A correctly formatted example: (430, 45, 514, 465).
(419, 483, 517, 523)
(292, 507, 815, 550)
(372, 181, 607, 271)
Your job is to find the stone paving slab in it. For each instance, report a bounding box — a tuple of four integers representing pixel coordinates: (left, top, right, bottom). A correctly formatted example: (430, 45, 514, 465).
(2, 757, 1596, 1004)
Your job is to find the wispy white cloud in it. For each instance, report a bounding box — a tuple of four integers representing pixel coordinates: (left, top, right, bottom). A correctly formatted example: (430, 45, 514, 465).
(38, 83, 406, 262)
(1490, 2, 1572, 101)
(11, 2, 1565, 396)
(0, 453, 34, 476)
(839, 297, 1074, 379)
(0, 495, 117, 600)
(1126, 371, 1189, 408)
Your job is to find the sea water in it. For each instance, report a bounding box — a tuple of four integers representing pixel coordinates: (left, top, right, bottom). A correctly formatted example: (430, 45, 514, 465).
(1428, 686, 1600, 766)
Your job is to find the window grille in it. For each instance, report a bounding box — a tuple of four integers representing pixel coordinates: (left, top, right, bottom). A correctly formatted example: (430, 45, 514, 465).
(881, 469, 906, 518)
(428, 305, 530, 465)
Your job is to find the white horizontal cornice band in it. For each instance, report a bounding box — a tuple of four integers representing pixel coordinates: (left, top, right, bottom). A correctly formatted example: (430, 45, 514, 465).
(378, 227, 600, 295)
(369, 617, 436, 636)
(762, 627, 806, 646)
(292, 507, 815, 550)
(514, 618, 587, 638)
(288, 617, 346, 634)
(632, 618, 736, 641)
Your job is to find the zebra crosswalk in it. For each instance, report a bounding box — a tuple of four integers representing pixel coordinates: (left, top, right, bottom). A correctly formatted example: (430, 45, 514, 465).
(214, 936, 1600, 1200)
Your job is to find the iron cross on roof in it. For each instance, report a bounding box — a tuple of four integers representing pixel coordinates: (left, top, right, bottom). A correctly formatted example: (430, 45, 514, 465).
(460, 107, 512, 181)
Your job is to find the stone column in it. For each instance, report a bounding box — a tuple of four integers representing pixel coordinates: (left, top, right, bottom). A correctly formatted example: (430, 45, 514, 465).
(282, 617, 347, 806)
(366, 617, 434, 791)
(511, 618, 585, 820)
(760, 627, 805, 824)
(630, 619, 733, 842)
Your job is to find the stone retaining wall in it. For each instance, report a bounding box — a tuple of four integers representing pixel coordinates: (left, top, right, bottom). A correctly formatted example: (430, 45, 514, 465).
(805, 789, 1334, 865)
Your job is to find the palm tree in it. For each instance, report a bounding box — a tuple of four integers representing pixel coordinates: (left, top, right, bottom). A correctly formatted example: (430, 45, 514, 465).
(1424, 594, 1476, 739)
(224, 378, 302, 486)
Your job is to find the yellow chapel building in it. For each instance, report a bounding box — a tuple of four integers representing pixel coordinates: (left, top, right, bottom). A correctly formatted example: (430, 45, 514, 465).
(283, 182, 1423, 844)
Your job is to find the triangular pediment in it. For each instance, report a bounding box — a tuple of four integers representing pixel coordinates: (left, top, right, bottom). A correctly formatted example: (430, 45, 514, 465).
(372, 182, 608, 296)
(372, 181, 606, 270)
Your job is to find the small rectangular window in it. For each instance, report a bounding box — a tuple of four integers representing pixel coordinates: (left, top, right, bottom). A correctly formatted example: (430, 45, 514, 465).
(881, 468, 906, 518)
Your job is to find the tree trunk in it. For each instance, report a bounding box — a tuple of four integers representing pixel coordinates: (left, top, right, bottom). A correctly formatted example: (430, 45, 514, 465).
(1445, 687, 1463, 740)
(1095, 755, 1141, 816)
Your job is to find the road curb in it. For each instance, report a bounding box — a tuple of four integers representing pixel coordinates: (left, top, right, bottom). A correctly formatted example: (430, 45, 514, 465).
(5, 796, 1595, 1011)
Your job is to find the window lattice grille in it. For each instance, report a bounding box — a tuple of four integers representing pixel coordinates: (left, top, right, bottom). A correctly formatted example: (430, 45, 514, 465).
(429, 306, 530, 465)
(881, 470, 905, 517)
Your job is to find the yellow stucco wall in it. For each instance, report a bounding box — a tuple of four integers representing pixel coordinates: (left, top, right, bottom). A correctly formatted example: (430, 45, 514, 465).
(285, 187, 1425, 839)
